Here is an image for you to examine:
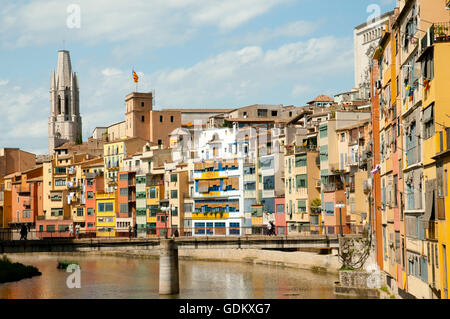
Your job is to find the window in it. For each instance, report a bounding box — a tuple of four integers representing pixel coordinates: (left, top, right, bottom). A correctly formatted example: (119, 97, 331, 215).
(424, 104, 435, 140)
(172, 207, 178, 217)
(120, 188, 128, 196)
(298, 200, 307, 213)
(229, 222, 240, 235)
(393, 175, 398, 207)
(171, 116, 174, 123)
(87, 208, 94, 216)
(276, 204, 284, 214)
(325, 202, 334, 216)
(77, 208, 83, 217)
(244, 182, 256, 191)
(120, 203, 128, 213)
(171, 190, 178, 199)
(55, 179, 66, 186)
(170, 174, 178, 182)
(88, 223, 95, 228)
(341, 133, 345, 142)
(46, 225, 56, 232)
(87, 191, 94, 199)
(51, 208, 63, 217)
(263, 176, 275, 190)
(271, 110, 278, 116)
(141, 102, 144, 107)
(98, 202, 113, 212)
(141, 115, 145, 122)
(319, 125, 328, 138)
(184, 203, 193, 213)
(158, 139, 162, 146)
(320, 145, 328, 162)
(260, 157, 274, 170)
(257, 109, 268, 117)
(160, 115, 163, 122)
(195, 223, 205, 235)
(295, 155, 307, 167)
(55, 167, 66, 174)
(120, 174, 128, 181)
(296, 174, 307, 188)
(149, 187, 156, 198)
(422, 47, 434, 81)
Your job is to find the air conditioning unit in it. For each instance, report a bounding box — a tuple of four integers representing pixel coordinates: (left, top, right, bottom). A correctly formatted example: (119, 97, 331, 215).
(315, 180, 321, 188)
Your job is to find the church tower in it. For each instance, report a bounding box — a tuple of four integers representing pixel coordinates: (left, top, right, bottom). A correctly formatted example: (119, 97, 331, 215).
(48, 50, 82, 155)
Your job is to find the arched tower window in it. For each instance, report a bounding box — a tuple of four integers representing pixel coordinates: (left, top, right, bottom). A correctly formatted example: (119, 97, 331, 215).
(65, 93, 69, 115)
(57, 96, 61, 114)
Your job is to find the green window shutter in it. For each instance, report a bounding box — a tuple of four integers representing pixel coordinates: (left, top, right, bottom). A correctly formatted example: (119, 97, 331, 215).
(319, 124, 328, 138)
(296, 175, 307, 188)
(295, 155, 307, 167)
(320, 145, 328, 162)
(298, 200, 307, 213)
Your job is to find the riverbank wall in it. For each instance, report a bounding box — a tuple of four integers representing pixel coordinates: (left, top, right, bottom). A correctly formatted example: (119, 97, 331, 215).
(62, 248, 341, 274)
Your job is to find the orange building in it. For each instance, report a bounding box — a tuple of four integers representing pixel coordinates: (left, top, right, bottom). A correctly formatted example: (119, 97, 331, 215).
(9, 166, 43, 237)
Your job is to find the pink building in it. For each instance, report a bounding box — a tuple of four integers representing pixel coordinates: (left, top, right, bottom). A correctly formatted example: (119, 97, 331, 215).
(274, 197, 286, 235)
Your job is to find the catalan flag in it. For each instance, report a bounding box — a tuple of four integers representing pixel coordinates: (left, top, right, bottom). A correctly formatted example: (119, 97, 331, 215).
(133, 70, 139, 83)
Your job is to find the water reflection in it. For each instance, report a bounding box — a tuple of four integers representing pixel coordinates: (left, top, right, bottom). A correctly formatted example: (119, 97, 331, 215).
(1, 253, 342, 299)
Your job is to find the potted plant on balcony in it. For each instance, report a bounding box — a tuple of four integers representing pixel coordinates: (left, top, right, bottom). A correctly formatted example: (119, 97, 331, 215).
(310, 198, 321, 215)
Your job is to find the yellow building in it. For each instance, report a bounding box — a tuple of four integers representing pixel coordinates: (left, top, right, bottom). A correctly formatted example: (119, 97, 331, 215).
(146, 180, 164, 236)
(96, 192, 116, 237)
(418, 29, 450, 298)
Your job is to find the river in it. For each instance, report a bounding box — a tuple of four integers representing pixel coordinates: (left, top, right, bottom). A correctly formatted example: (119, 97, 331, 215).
(0, 253, 346, 299)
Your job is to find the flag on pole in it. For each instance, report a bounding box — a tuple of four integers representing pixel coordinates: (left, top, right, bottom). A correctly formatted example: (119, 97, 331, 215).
(133, 70, 139, 83)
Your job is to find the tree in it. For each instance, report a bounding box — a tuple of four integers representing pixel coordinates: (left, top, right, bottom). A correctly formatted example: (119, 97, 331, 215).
(75, 134, 82, 145)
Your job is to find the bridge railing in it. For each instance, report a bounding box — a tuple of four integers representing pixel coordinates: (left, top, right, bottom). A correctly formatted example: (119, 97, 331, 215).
(1, 224, 366, 241)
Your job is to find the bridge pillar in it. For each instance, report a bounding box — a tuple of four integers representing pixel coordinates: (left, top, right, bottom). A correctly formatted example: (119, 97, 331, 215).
(159, 239, 179, 295)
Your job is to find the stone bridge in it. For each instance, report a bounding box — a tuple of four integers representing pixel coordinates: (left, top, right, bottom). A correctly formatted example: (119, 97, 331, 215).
(1, 234, 361, 294)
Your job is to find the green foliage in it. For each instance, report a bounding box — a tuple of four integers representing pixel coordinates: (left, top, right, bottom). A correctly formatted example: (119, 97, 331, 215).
(57, 260, 79, 270)
(339, 266, 355, 271)
(310, 198, 321, 209)
(75, 134, 83, 145)
(0, 255, 41, 283)
(380, 286, 389, 293)
(222, 120, 232, 128)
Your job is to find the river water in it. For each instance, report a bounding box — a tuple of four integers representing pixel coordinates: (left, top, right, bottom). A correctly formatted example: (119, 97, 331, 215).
(0, 253, 346, 299)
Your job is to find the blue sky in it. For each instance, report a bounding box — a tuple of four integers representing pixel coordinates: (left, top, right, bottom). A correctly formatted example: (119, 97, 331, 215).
(0, 0, 395, 155)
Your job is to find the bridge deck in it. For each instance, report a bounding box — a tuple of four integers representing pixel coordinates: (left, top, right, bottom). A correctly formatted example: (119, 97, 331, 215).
(0, 235, 361, 254)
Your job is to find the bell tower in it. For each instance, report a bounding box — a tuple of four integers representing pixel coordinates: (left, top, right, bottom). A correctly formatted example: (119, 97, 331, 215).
(48, 50, 82, 154)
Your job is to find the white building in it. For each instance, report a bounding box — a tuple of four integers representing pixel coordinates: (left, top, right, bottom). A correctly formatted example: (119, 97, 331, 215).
(192, 128, 246, 236)
(353, 11, 394, 99)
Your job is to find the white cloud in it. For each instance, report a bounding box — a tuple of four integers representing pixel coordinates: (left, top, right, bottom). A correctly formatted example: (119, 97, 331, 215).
(0, 81, 49, 152)
(190, 0, 290, 31)
(101, 68, 123, 77)
(291, 85, 311, 97)
(0, 0, 289, 49)
(225, 20, 321, 46)
(0, 80, 9, 86)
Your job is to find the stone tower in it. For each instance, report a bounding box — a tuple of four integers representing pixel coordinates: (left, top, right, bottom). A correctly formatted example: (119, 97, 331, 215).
(125, 92, 153, 141)
(48, 50, 82, 154)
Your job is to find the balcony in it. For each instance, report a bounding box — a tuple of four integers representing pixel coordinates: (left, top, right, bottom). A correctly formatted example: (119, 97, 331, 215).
(18, 184, 31, 194)
(147, 179, 164, 186)
(322, 183, 338, 192)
